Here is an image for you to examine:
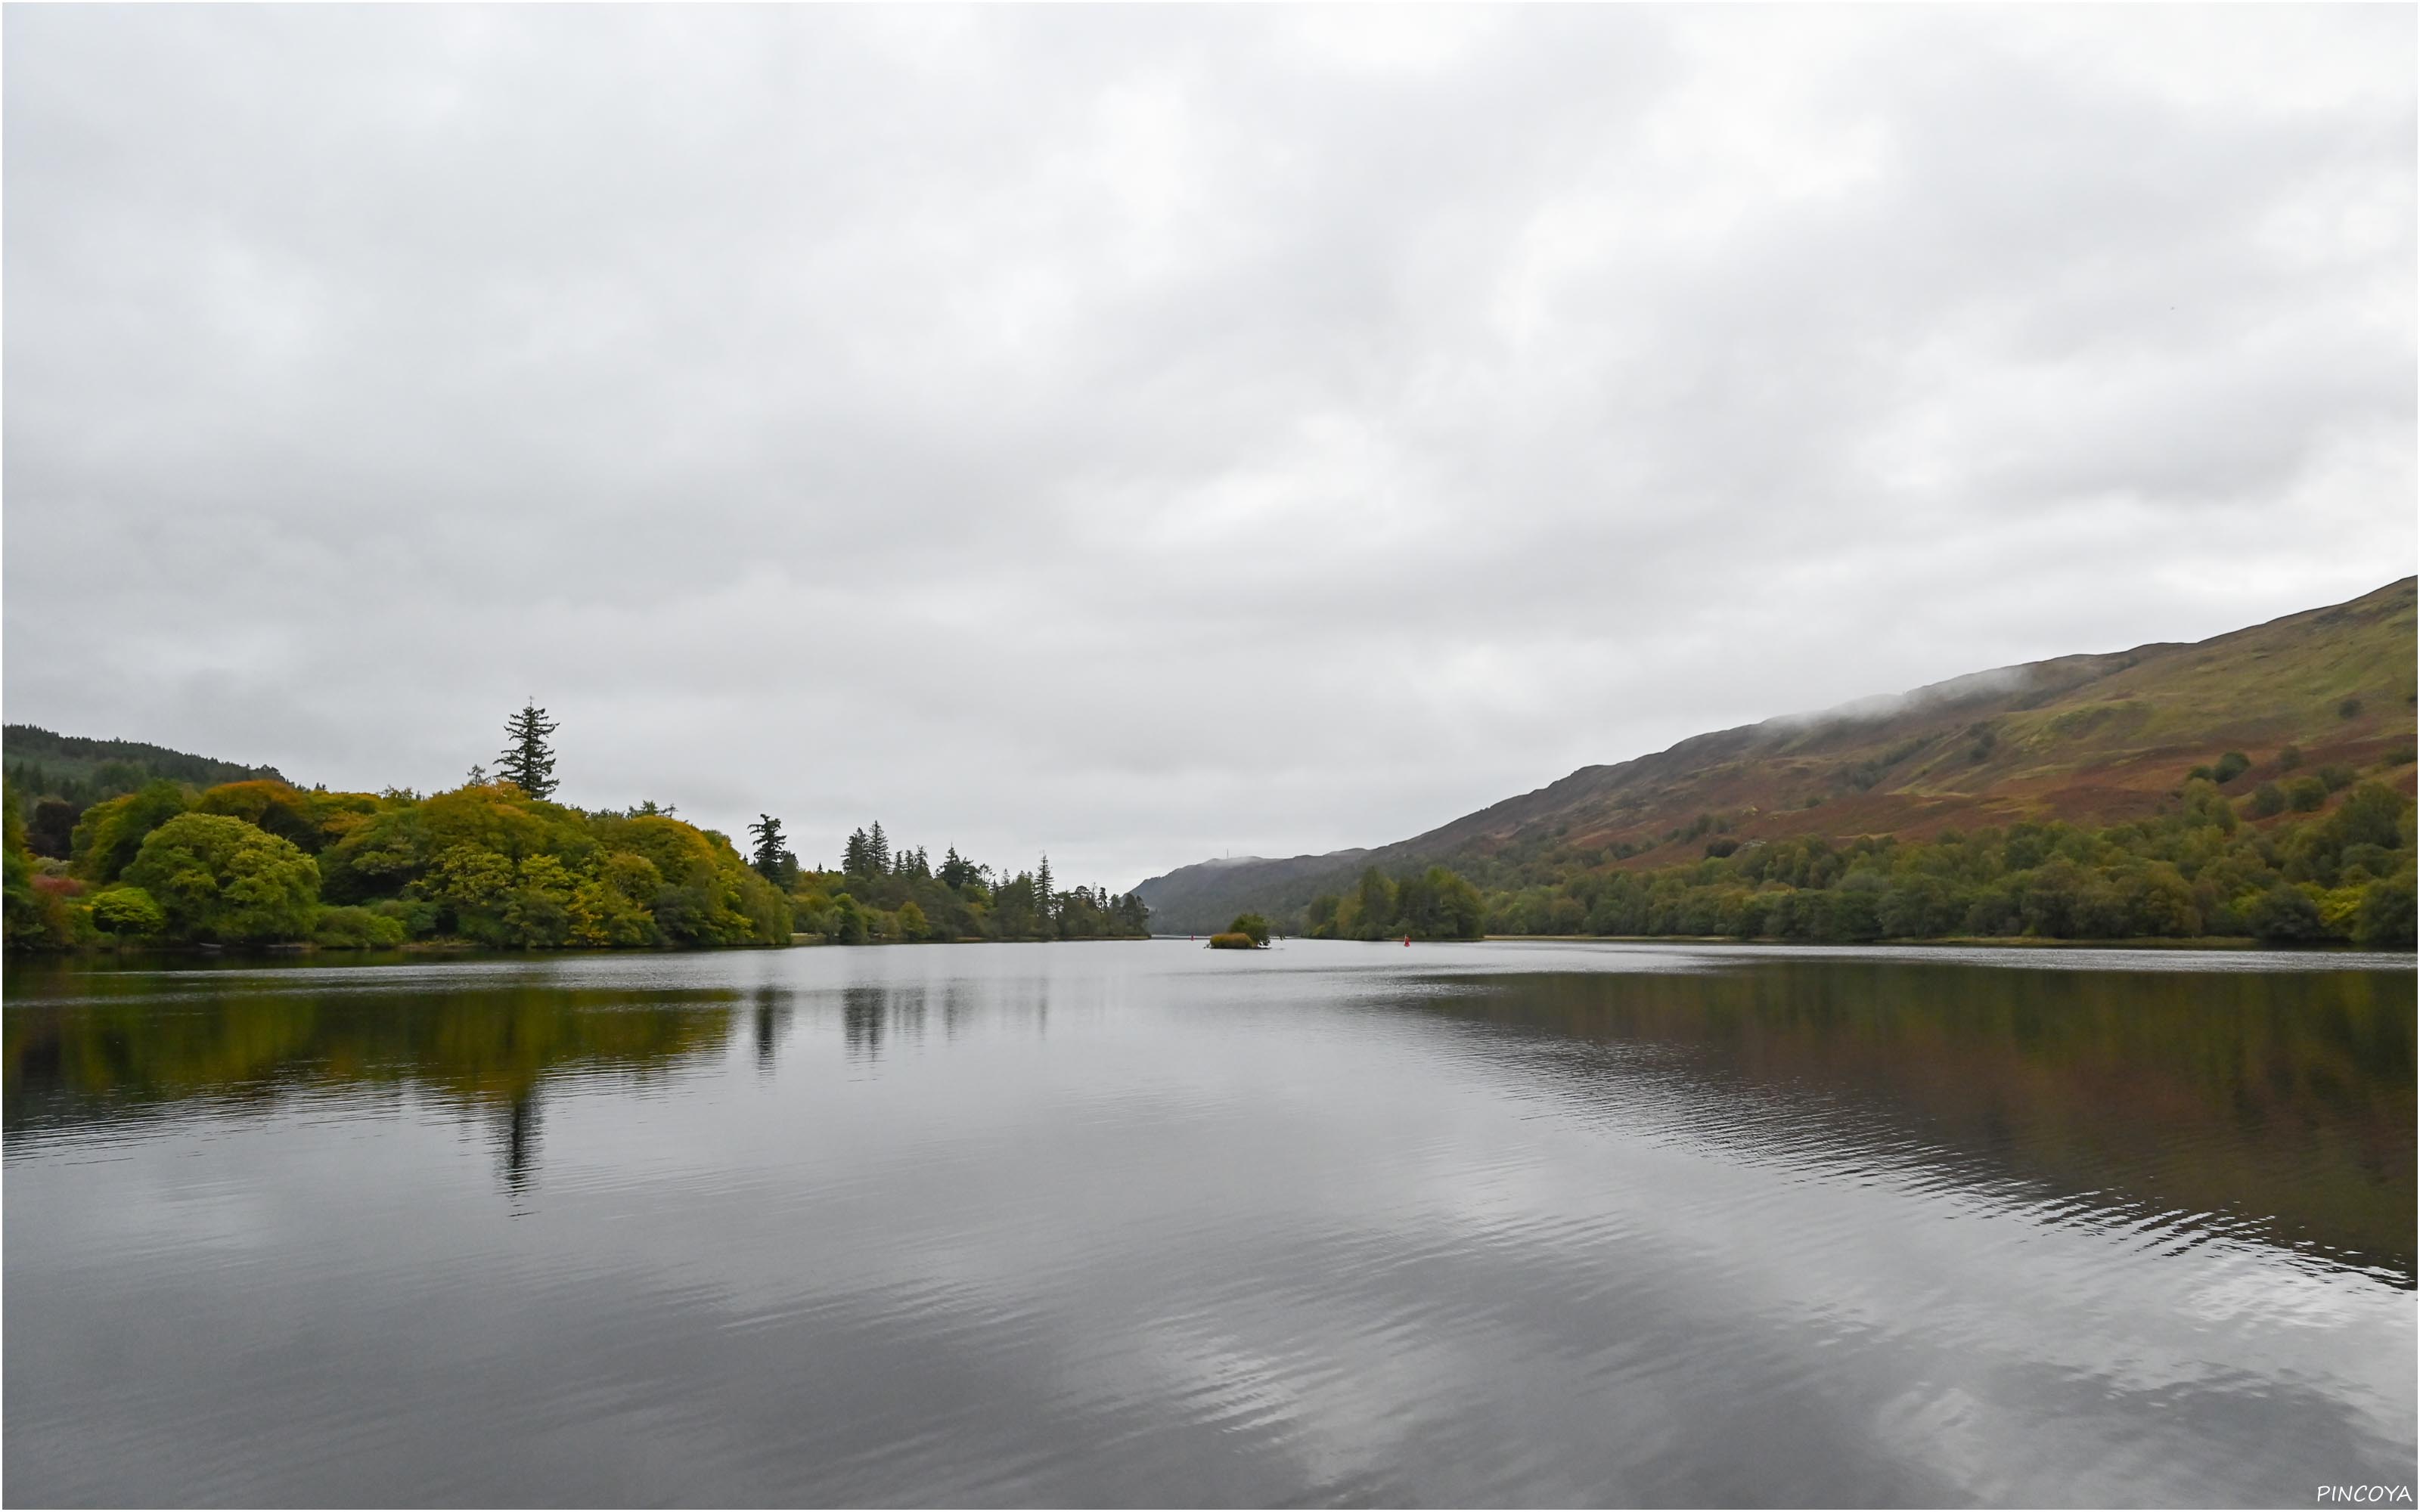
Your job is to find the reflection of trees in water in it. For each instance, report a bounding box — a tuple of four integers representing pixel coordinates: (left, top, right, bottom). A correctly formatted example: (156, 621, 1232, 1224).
(842, 985, 888, 1060)
(836, 984, 960, 1061)
(1435, 962, 2417, 1276)
(2, 971, 740, 1168)
(833, 977, 1060, 1062)
(498, 1090, 539, 1194)
(752, 985, 791, 1074)
(943, 983, 980, 1040)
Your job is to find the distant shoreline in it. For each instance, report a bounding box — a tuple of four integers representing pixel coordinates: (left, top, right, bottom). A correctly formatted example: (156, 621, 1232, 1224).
(3, 933, 1161, 962)
(1481, 934, 2402, 953)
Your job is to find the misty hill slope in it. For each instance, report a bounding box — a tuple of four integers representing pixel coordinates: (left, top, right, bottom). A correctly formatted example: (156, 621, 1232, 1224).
(1134, 578, 2418, 932)
(1118, 849, 1370, 940)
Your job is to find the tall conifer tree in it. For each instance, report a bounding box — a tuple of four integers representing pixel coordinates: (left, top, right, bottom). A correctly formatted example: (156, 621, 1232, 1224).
(496, 702, 559, 800)
(748, 815, 796, 887)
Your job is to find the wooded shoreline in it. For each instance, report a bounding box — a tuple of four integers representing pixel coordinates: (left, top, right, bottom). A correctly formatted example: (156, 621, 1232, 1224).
(6, 709, 1151, 954)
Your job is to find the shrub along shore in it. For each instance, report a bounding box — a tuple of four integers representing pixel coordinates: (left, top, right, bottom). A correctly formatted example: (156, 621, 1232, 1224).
(6, 761, 1147, 953)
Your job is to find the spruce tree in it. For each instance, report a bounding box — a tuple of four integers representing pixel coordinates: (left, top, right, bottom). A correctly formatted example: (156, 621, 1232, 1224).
(496, 702, 560, 800)
(748, 815, 796, 886)
(1036, 854, 1054, 924)
(868, 821, 890, 874)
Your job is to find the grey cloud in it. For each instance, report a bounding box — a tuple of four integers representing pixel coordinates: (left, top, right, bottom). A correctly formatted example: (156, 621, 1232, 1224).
(5, 5, 2412, 885)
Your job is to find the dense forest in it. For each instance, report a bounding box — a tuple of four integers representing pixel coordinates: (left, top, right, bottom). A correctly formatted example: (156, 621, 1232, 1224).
(1300, 758, 2414, 950)
(790, 820, 1150, 945)
(5, 724, 290, 856)
(1303, 866, 1487, 940)
(2, 708, 1149, 952)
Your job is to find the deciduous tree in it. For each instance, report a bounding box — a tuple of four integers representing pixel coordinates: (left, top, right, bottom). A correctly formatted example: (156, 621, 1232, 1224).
(123, 813, 319, 943)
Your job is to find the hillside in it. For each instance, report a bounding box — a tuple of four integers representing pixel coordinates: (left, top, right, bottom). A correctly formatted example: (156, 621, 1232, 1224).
(1122, 850, 1370, 939)
(4, 725, 293, 858)
(4, 725, 290, 797)
(1135, 578, 2418, 933)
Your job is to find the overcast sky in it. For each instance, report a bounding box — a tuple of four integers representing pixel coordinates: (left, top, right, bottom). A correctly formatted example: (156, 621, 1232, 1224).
(5, 5, 2413, 888)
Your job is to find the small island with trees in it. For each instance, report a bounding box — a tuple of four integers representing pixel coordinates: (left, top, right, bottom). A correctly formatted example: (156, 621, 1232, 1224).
(1207, 913, 1272, 950)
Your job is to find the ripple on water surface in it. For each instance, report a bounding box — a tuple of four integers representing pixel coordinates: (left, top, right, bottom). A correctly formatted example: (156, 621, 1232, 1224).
(4, 940, 2412, 1506)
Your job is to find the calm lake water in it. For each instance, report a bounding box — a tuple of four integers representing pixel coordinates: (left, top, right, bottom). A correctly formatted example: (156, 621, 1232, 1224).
(5, 939, 2414, 1507)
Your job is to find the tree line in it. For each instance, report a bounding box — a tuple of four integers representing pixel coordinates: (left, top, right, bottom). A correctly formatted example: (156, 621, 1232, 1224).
(5, 723, 288, 857)
(1416, 757, 2415, 949)
(785, 819, 1150, 945)
(3, 704, 1148, 951)
(1261, 752, 2414, 951)
(1302, 866, 1487, 940)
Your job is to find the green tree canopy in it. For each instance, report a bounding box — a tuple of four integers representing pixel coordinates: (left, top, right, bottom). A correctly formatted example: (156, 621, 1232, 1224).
(123, 813, 320, 943)
(89, 885, 166, 937)
(71, 779, 192, 883)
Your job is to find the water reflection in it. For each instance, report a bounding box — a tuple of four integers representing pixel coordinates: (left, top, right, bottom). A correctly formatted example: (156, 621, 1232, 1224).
(752, 985, 786, 1073)
(498, 1091, 539, 1195)
(1426, 961, 2415, 1276)
(842, 983, 888, 1061)
(834, 975, 1058, 1062)
(2, 943, 2410, 1507)
(3, 963, 740, 1200)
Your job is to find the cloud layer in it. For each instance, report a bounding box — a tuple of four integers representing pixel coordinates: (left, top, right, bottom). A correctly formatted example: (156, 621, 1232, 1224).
(6, 6, 2413, 885)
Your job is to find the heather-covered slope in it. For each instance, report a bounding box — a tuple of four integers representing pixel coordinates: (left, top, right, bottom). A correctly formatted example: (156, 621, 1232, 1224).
(1135, 578, 2417, 933)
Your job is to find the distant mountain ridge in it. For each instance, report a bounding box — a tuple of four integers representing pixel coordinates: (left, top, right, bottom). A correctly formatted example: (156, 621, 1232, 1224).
(1134, 578, 2419, 933)
(1125, 847, 1372, 935)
